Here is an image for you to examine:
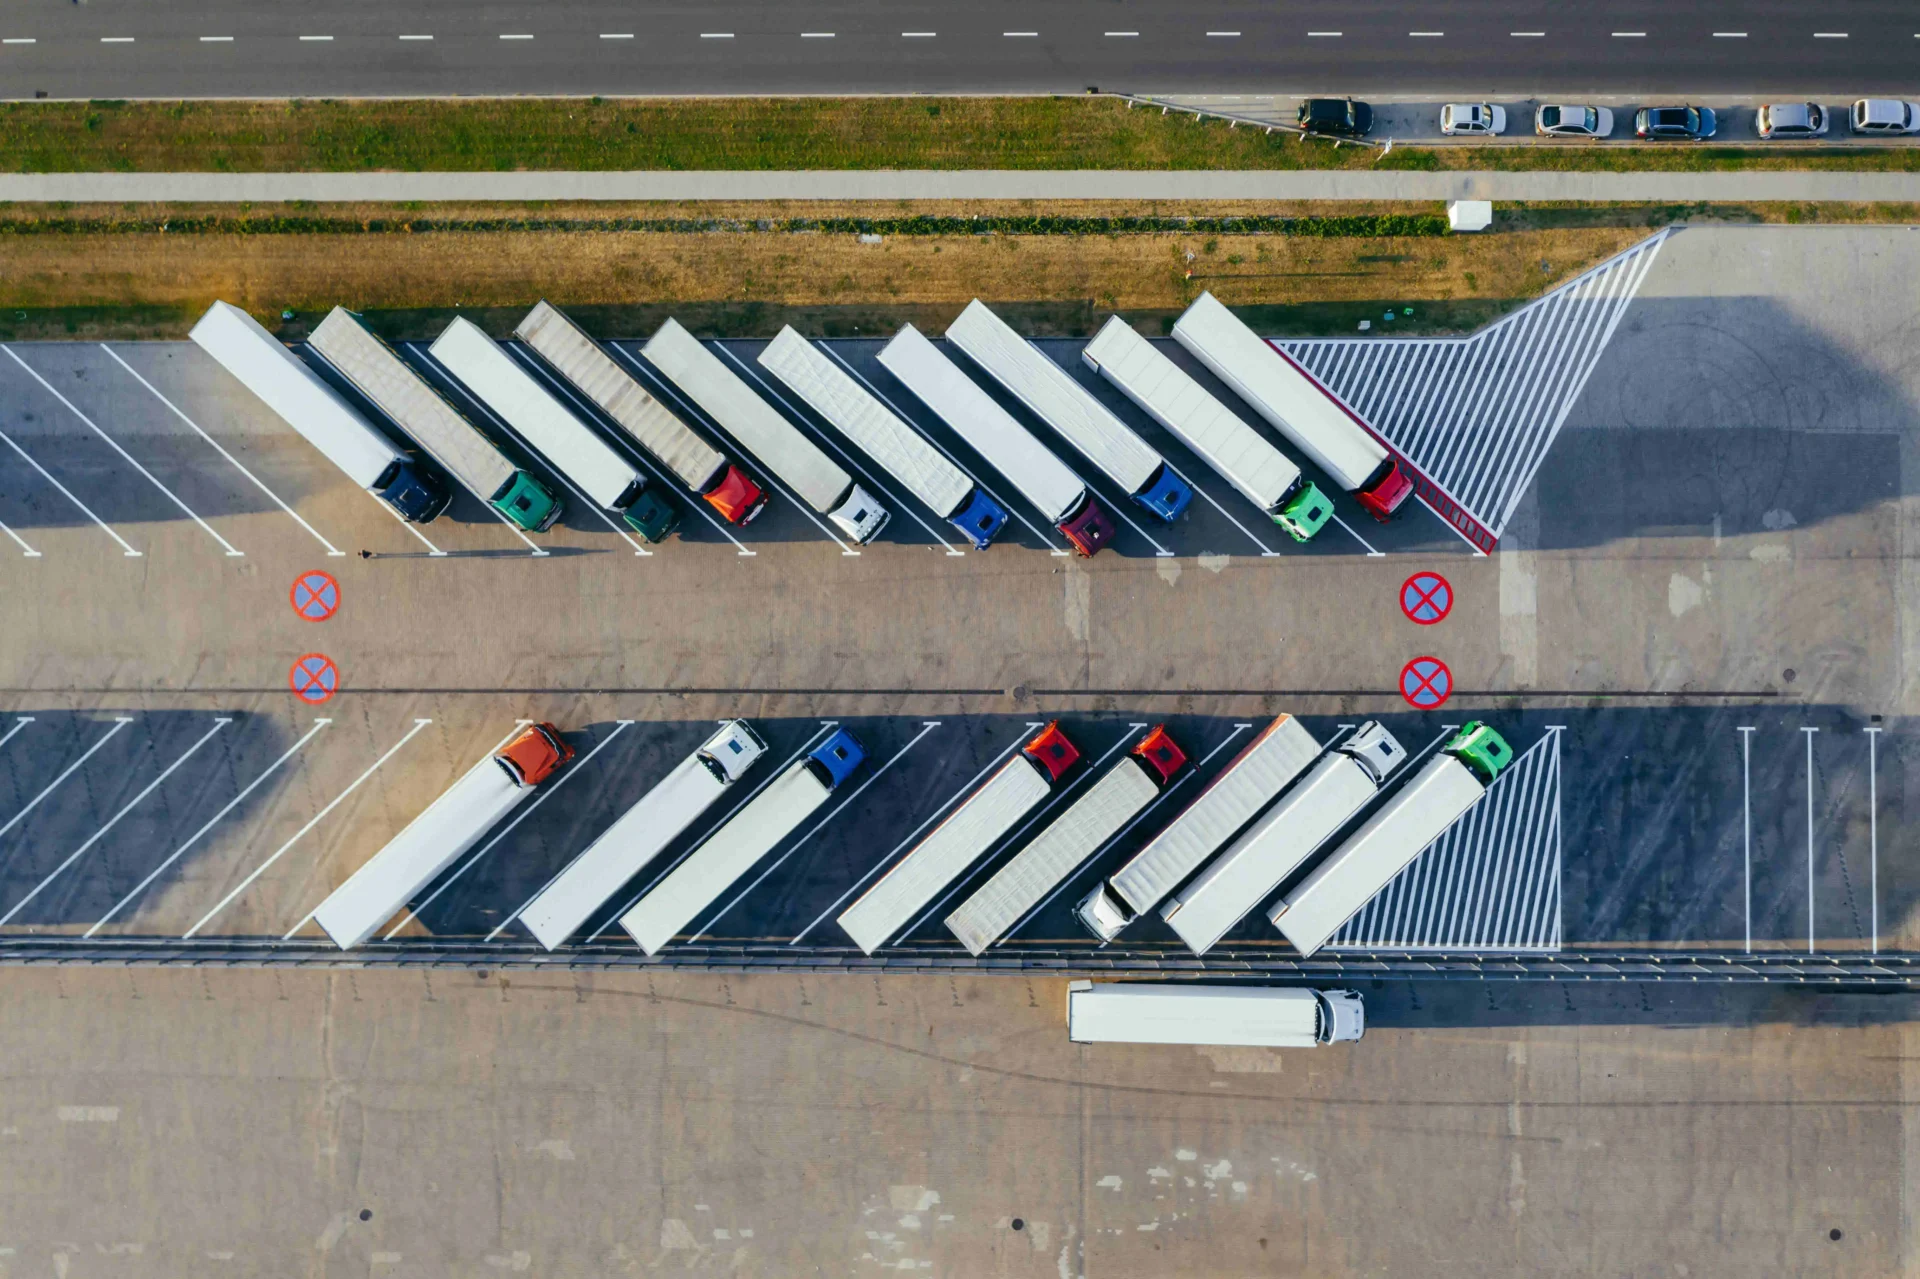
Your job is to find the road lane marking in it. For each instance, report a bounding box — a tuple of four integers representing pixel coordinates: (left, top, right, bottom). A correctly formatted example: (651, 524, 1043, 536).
(1611, 31, 1645, 37)
(701, 33, 734, 39)
(3, 39, 36, 45)
(5, 346, 244, 557)
(901, 32, 936, 38)
(0, 719, 230, 926)
(0, 718, 134, 848)
(499, 34, 534, 40)
(101, 38, 134, 44)
(199, 36, 233, 43)
(183, 718, 432, 939)
(300, 36, 333, 42)
(1510, 32, 1545, 37)
(1004, 32, 1038, 37)
(87, 718, 331, 936)
(1714, 32, 1748, 37)
(1409, 31, 1443, 37)
(102, 344, 346, 557)
(1106, 32, 1139, 38)
(1813, 32, 1847, 38)
(801, 32, 835, 38)
(1207, 32, 1241, 38)
(0, 424, 139, 555)
(600, 33, 634, 39)
(398, 35, 433, 41)
(1308, 31, 1342, 37)
(1737, 725, 1754, 952)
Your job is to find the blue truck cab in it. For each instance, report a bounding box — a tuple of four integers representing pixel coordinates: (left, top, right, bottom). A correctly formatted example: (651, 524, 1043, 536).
(375, 458, 453, 523)
(1133, 464, 1194, 521)
(807, 729, 867, 789)
(949, 488, 1011, 549)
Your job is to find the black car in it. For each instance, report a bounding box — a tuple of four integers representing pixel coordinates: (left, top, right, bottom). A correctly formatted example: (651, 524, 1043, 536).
(1297, 98, 1373, 138)
(1635, 105, 1717, 140)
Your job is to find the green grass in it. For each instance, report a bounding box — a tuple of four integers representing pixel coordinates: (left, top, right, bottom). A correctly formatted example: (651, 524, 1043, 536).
(4, 98, 1920, 173)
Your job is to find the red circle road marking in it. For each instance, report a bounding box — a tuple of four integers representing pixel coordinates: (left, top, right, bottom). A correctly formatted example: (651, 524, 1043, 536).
(289, 653, 339, 704)
(1400, 572, 1452, 625)
(1399, 656, 1452, 709)
(290, 571, 341, 623)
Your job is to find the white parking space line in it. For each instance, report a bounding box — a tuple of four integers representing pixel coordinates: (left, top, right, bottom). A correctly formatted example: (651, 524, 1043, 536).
(4, 346, 244, 557)
(100, 345, 347, 557)
(86, 718, 331, 936)
(183, 717, 432, 939)
(1737, 725, 1754, 953)
(1327, 511, 1385, 556)
(0, 717, 134, 847)
(789, 722, 1040, 947)
(814, 343, 1062, 554)
(424, 343, 652, 557)
(0, 718, 230, 927)
(390, 346, 549, 557)
(1170, 464, 1280, 557)
(384, 719, 635, 941)
(1802, 726, 1818, 954)
(695, 720, 941, 942)
(0, 422, 141, 555)
(586, 722, 840, 943)
(0, 514, 38, 557)
(1866, 725, 1882, 953)
(0, 718, 33, 754)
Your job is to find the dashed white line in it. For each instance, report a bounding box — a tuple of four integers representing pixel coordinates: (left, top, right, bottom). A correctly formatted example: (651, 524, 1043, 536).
(100, 37, 134, 44)
(1813, 32, 1848, 38)
(1510, 31, 1545, 38)
(1307, 31, 1342, 38)
(1206, 31, 1241, 38)
(600, 33, 633, 39)
(397, 34, 433, 41)
(499, 33, 534, 40)
(299, 35, 333, 42)
(1714, 32, 1748, 37)
(1106, 31, 1139, 37)
(2, 38, 36, 45)
(701, 32, 734, 39)
(1611, 31, 1645, 37)
(1409, 31, 1443, 37)
(1003, 31, 1038, 37)
(902, 32, 936, 38)
(801, 32, 835, 38)
(199, 36, 233, 43)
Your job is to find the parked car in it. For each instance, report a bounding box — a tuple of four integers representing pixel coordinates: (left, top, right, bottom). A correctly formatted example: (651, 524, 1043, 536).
(1440, 103, 1506, 136)
(1755, 103, 1827, 139)
(1852, 99, 1920, 135)
(1535, 104, 1613, 138)
(1297, 98, 1373, 138)
(1635, 106, 1717, 140)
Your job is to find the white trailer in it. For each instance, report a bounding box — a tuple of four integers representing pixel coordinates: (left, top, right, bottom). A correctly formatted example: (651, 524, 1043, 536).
(944, 299, 1193, 521)
(755, 326, 1009, 548)
(1078, 715, 1321, 941)
(945, 727, 1185, 956)
(1067, 982, 1364, 1047)
(521, 721, 766, 950)
(1161, 722, 1407, 956)
(428, 316, 675, 538)
(640, 318, 890, 543)
(878, 324, 1116, 557)
(308, 307, 562, 531)
(838, 723, 1078, 955)
(188, 301, 450, 522)
(619, 730, 866, 955)
(312, 724, 570, 949)
(1170, 292, 1411, 520)
(1270, 723, 1513, 957)
(518, 302, 767, 524)
(1081, 315, 1333, 543)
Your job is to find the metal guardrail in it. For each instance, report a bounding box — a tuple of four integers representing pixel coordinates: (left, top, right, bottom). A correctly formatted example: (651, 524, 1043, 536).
(1101, 91, 1394, 152)
(4, 937, 1915, 984)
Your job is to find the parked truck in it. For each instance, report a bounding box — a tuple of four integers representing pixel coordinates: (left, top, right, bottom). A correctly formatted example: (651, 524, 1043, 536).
(189, 301, 450, 523)
(1171, 291, 1413, 521)
(878, 324, 1117, 557)
(945, 726, 1186, 956)
(1067, 982, 1364, 1047)
(1077, 715, 1321, 941)
(838, 722, 1079, 954)
(944, 299, 1194, 521)
(638, 319, 890, 544)
(755, 326, 1010, 548)
(307, 307, 562, 531)
(428, 316, 680, 542)
(516, 301, 767, 525)
(1081, 315, 1333, 543)
(312, 724, 573, 949)
(1161, 722, 1406, 956)
(1269, 722, 1514, 957)
(521, 721, 767, 951)
(620, 730, 867, 954)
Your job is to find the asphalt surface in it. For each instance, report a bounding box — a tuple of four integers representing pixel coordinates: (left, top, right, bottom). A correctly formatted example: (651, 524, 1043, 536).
(2, 0, 1918, 97)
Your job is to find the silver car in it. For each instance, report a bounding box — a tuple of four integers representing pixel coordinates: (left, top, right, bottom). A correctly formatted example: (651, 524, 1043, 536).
(1441, 103, 1507, 135)
(1535, 104, 1614, 138)
(1852, 99, 1920, 135)
(1756, 103, 1827, 139)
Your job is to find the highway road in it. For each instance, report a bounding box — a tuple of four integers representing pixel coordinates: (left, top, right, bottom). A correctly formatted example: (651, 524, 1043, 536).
(0, 1, 1917, 99)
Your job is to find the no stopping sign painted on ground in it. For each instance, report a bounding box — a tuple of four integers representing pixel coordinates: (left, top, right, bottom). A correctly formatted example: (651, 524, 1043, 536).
(290, 570, 340, 622)
(1400, 572, 1451, 625)
(290, 653, 339, 704)
(1400, 656, 1452, 709)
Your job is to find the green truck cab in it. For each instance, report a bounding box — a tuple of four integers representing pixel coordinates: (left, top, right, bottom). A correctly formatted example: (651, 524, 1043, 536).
(1446, 722, 1514, 785)
(620, 484, 682, 543)
(489, 471, 564, 532)
(1274, 479, 1334, 542)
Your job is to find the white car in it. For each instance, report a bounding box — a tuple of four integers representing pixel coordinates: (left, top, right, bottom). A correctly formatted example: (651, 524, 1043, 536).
(1535, 104, 1614, 138)
(1440, 103, 1506, 136)
(1755, 103, 1827, 139)
(1852, 99, 1920, 135)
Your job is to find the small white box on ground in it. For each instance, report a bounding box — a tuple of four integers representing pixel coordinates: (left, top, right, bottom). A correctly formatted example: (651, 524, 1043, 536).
(1447, 200, 1493, 232)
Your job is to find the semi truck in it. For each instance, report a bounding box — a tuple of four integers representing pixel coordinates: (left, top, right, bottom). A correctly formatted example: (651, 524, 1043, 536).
(944, 299, 1194, 521)
(1081, 316, 1333, 543)
(1171, 292, 1414, 522)
(1161, 722, 1406, 956)
(1269, 722, 1514, 957)
(1077, 715, 1322, 941)
(312, 724, 573, 949)
(188, 301, 450, 523)
(639, 318, 890, 544)
(307, 307, 562, 532)
(877, 325, 1117, 557)
(945, 726, 1186, 956)
(521, 721, 767, 951)
(428, 317, 680, 542)
(515, 301, 767, 525)
(838, 722, 1079, 954)
(620, 730, 867, 954)
(1067, 982, 1364, 1047)
(755, 327, 1010, 549)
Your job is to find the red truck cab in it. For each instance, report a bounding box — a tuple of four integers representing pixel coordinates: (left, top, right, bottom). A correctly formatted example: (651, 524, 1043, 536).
(704, 465, 769, 525)
(1022, 721, 1081, 783)
(495, 722, 574, 787)
(1131, 725, 1189, 785)
(1355, 458, 1414, 522)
